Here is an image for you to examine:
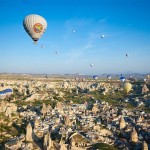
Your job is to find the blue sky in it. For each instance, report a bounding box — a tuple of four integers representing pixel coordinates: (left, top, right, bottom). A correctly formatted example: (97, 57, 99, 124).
(0, 0, 150, 75)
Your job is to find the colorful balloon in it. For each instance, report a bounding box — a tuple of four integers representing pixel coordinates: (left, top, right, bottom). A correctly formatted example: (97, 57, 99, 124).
(23, 14, 47, 43)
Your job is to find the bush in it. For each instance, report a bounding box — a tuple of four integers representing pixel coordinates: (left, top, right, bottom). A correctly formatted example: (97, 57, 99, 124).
(93, 143, 117, 150)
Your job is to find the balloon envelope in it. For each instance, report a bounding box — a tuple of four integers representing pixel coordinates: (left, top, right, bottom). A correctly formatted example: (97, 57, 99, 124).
(23, 14, 47, 43)
(93, 76, 98, 80)
(107, 75, 111, 80)
(120, 76, 126, 82)
(101, 35, 104, 38)
(41, 45, 44, 48)
(0, 88, 13, 95)
(123, 82, 132, 94)
(90, 64, 93, 67)
(72, 29, 76, 33)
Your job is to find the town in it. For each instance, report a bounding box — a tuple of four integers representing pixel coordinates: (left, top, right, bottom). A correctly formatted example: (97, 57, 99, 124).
(0, 74, 150, 150)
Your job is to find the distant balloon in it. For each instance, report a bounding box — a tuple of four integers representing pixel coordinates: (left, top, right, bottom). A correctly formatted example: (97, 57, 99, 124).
(129, 75, 132, 79)
(107, 75, 111, 80)
(101, 35, 104, 38)
(144, 78, 147, 82)
(120, 76, 126, 82)
(126, 54, 128, 57)
(72, 29, 76, 33)
(93, 75, 98, 80)
(90, 64, 93, 67)
(55, 50, 58, 54)
(23, 14, 47, 44)
(41, 45, 44, 48)
(123, 82, 132, 94)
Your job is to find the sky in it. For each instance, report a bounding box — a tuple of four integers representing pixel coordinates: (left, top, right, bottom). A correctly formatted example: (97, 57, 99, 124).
(0, 0, 150, 75)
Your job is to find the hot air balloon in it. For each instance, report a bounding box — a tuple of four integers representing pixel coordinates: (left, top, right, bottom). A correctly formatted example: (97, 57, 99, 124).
(90, 64, 93, 67)
(41, 45, 44, 48)
(116, 74, 120, 77)
(23, 14, 47, 44)
(93, 75, 98, 80)
(101, 35, 104, 38)
(120, 76, 126, 82)
(72, 29, 76, 33)
(126, 54, 128, 57)
(123, 82, 132, 94)
(107, 75, 111, 80)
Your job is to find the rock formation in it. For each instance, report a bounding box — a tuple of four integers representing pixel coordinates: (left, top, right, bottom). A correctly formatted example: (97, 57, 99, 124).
(131, 128, 138, 143)
(26, 122, 33, 142)
(142, 84, 149, 94)
(55, 102, 63, 110)
(0, 100, 17, 116)
(47, 104, 53, 112)
(64, 116, 73, 126)
(0, 100, 7, 112)
(34, 118, 40, 129)
(59, 135, 68, 150)
(92, 104, 99, 114)
(41, 103, 47, 115)
(5, 106, 11, 117)
(119, 116, 126, 129)
(142, 141, 148, 150)
(43, 132, 52, 150)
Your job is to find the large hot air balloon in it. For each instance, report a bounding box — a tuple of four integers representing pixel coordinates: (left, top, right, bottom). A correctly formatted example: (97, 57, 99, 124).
(123, 82, 132, 94)
(23, 14, 47, 43)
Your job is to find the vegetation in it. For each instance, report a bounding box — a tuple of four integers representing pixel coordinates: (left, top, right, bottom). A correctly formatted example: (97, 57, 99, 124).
(93, 143, 118, 150)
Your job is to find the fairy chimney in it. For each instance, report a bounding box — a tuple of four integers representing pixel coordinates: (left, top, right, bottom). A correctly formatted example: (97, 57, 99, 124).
(43, 132, 52, 150)
(131, 128, 138, 143)
(92, 104, 99, 114)
(119, 116, 126, 129)
(142, 84, 149, 94)
(142, 141, 148, 150)
(41, 103, 47, 115)
(47, 104, 53, 111)
(26, 122, 33, 142)
(34, 118, 40, 129)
